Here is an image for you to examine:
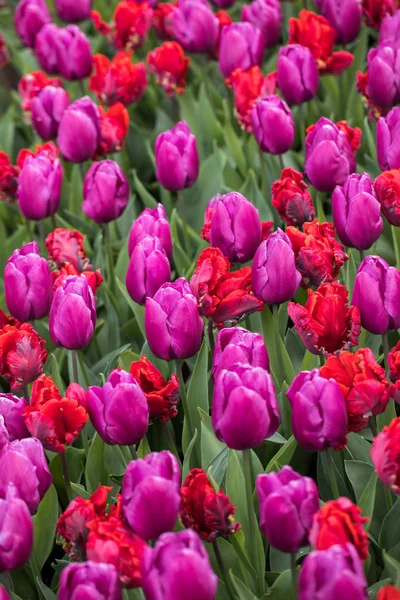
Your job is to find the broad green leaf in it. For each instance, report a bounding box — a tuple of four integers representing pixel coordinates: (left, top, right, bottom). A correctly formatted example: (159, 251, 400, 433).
(200, 409, 226, 472)
(91, 343, 131, 378)
(36, 579, 57, 600)
(33, 485, 59, 571)
(67, 165, 84, 217)
(380, 497, 400, 551)
(358, 471, 378, 526)
(344, 460, 374, 502)
(187, 340, 209, 447)
(182, 429, 198, 481)
(266, 436, 297, 473)
(116, 277, 145, 339)
(228, 572, 258, 600)
(383, 552, 400, 587)
(132, 170, 157, 208)
(268, 569, 295, 600)
(85, 433, 109, 494)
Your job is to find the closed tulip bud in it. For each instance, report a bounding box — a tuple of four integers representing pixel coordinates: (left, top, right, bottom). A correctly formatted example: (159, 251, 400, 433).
(257, 466, 319, 553)
(375, 168, 400, 226)
(15, 0, 51, 48)
(34, 24, 62, 75)
(277, 44, 319, 105)
(126, 237, 171, 305)
(219, 23, 264, 79)
(0, 393, 29, 446)
(314, 0, 362, 43)
(145, 278, 204, 360)
(377, 586, 400, 600)
(36, 24, 93, 81)
(49, 275, 96, 350)
(209, 192, 262, 263)
(87, 369, 149, 446)
(58, 562, 122, 600)
(155, 121, 199, 191)
(0, 487, 33, 571)
(55, 0, 92, 23)
(57, 97, 101, 163)
(173, 0, 219, 54)
(352, 256, 400, 335)
(251, 95, 295, 155)
(122, 451, 181, 540)
(31, 86, 70, 141)
(271, 168, 315, 227)
(332, 173, 383, 250)
(241, 0, 282, 49)
(252, 229, 301, 304)
(367, 44, 400, 108)
(82, 160, 129, 224)
(380, 10, 400, 44)
(128, 204, 173, 260)
(213, 326, 269, 380)
(371, 416, 400, 494)
(213, 363, 279, 449)
(142, 530, 218, 600)
(377, 107, 400, 171)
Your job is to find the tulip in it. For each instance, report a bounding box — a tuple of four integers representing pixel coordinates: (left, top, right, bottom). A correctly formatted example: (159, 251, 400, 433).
(173, 0, 219, 54)
(371, 416, 400, 494)
(201, 194, 223, 242)
(58, 562, 122, 600)
(0, 393, 29, 446)
(256, 466, 319, 553)
(15, 0, 51, 48)
(379, 10, 400, 44)
(128, 204, 173, 260)
(252, 229, 301, 304)
(352, 256, 400, 335)
(145, 278, 204, 361)
(87, 369, 149, 446)
(212, 327, 269, 380)
(212, 363, 279, 450)
(147, 42, 190, 98)
(155, 121, 199, 191)
(34, 24, 62, 75)
(126, 237, 171, 305)
(314, 0, 362, 43)
(0, 587, 10, 600)
(55, 0, 92, 23)
(57, 97, 101, 163)
(49, 275, 96, 350)
(375, 168, 400, 226)
(377, 107, 400, 170)
(4, 242, 53, 322)
(142, 530, 218, 600)
(82, 160, 129, 224)
(31, 86, 70, 141)
(298, 543, 367, 600)
(277, 44, 319, 105)
(35, 24, 93, 81)
(332, 173, 383, 250)
(241, 0, 282, 49)
(122, 451, 181, 540)
(251, 94, 295, 155)
(90, 53, 148, 107)
(211, 0, 235, 7)
(366, 44, 400, 108)
(219, 23, 264, 79)
(209, 192, 262, 263)
(286, 369, 348, 451)
(129, 356, 179, 422)
(271, 168, 315, 227)
(0, 487, 33, 571)
(378, 586, 400, 600)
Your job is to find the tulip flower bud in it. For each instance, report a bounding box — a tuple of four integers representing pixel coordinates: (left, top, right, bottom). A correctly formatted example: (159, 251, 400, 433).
(367, 44, 400, 108)
(145, 278, 204, 360)
(213, 363, 279, 449)
(377, 107, 400, 171)
(35, 24, 93, 81)
(122, 451, 181, 540)
(251, 95, 295, 155)
(34, 24, 61, 75)
(82, 160, 129, 224)
(0, 393, 29, 447)
(213, 327, 269, 380)
(126, 237, 171, 305)
(287, 369, 348, 451)
(155, 121, 199, 191)
(15, 0, 51, 48)
(371, 416, 400, 494)
(0, 487, 33, 571)
(31, 86, 70, 141)
(271, 168, 315, 227)
(173, 0, 219, 54)
(241, 0, 282, 49)
(332, 173, 383, 250)
(352, 256, 400, 335)
(87, 369, 149, 446)
(58, 562, 122, 600)
(252, 229, 301, 304)
(277, 44, 319, 105)
(314, 0, 362, 43)
(142, 530, 218, 600)
(49, 275, 96, 350)
(209, 192, 262, 263)
(5, 242, 53, 322)
(57, 97, 101, 163)
(375, 168, 400, 226)
(219, 23, 264, 78)
(128, 204, 173, 260)
(55, 0, 92, 23)
(257, 466, 319, 553)
(379, 10, 400, 44)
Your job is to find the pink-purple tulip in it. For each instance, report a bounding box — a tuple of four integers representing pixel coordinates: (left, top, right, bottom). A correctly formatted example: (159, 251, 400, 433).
(35, 23, 93, 80)
(0, 486, 33, 571)
(277, 44, 319, 105)
(251, 95, 295, 154)
(34, 24, 61, 75)
(173, 0, 219, 54)
(15, 0, 51, 48)
(82, 160, 129, 224)
(0, 587, 10, 600)
(126, 236, 171, 305)
(377, 106, 400, 170)
(58, 562, 122, 600)
(57, 97, 101, 163)
(0, 394, 29, 448)
(31, 86, 70, 140)
(314, 0, 362, 43)
(219, 23, 264, 78)
(54, 0, 92, 23)
(155, 121, 199, 191)
(241, 0, 282, 49)
(379, 10, 400, 44)
(366, 44, 400, 108)
(212, 327, 269, 380)
(128, 204, 173, 260)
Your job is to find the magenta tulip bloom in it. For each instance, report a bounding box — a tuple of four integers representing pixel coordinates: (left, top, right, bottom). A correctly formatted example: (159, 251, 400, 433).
(15, 0, 51, 48)
(55, 0, 92, 23)
(0, 487, 33, 571)
(212, 327, 269, 380)
(31, 86, 70, 140)
(34, 24, 61, 74)
(173, 0, 219, 54)
(128, 204, 173, 260)
(126, 237, 171, 305)
(210, 0, 235, 7)
(35, 23, 93, 80)
(251, 95, 295, 155)
(58, 562, 122, 600)
(241, 0, 282, 49)
(277, 45, 319, 105)
(83, 160, 129, 223)
(367, 44, 400, 108)
(0, 394, 29, 447)
(314, 0, 362, 43)
(377, 107, 400, 170)
(155, 121, 199, 191)
(219, 23, 264, 78)
(57, 97, 101, 163)
(0, 587, 10, 600)
(17, 148, 63, 220)
(4, 242, 53, 322)
(380, 10, 400, 44)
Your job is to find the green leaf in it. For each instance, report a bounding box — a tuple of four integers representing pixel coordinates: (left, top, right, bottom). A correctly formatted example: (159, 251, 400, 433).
(383, 551, 400, 587)
(137, 436, 152, 459)
(261, 305, 295, 390)
(358, 471, 378, 526)
(186, 340, 209, 449)
(116, 277, 145, 339)
(380, 497, 400, 551)
(70, 483, 90, 499)
(33, 485, 59, 571)
(345, 432, 373, 465)
(48, 353, 65, 394)
(85, 433, 109, 494)
(67, 165, 84, 217)
(91, 343, 131, 379)
(228, 572, 258, 600)
(266, 436, 297, 473)
(200, 409, 226, 472)
(182, 429, 198, 481)
(36, 579, 57, 600)
(269, 569, 295, 600)
(344, 460, 374, 502)
(132, 170, 157, 208)
(0, 105, 15, 156)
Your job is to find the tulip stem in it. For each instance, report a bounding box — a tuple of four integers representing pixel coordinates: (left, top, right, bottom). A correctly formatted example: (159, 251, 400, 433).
(61, 452, 73, 502)
(382, 332, 390, 376)
(104, 223, 116, 294)
(22, 386, 30, 403)
(51, 213, 57, 230)
(212, 539, 237, 600)
(175, 360, 194, 443)
(297, 103, 306, 151)
(359, 250, 365, 263)
(129, 445, 138, 460)
(71, 350, 79, 384)
(242, 449, 259, 593)
(207, 319, 215, 356)
(170, 95, 180, 123)
(258, 149, 267, 201)
(369, 416, 378, 438)
(278, 154, 284, 172)
(290, 553, 298, 597)
(177, 191, 190, 256)
(162, 421, 182, 469)
(327, 448, 340, 499)
(78, 79, 86, 98)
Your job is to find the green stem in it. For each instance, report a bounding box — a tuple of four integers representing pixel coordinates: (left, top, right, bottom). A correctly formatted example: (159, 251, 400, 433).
(290, 553, 298, 598)
(212, 539, 237, 600)
(359, 249, 365, 264)
(316, 191, 325, 222)
(207, 319, 215, 356)
(369, 416, 378, 438)
(25, 218, 31, 242)
(177, 190, 190, 255)
(383, 332, 390, 376)
(78, 79, 86, 97)
(79, 162, 86, 181)
(170, 95, 180, 123)
(104, 222, 116, 294)
(391, 225, 400, 269)
(242, 449, 259, 592)
(175, 360, 194, 441)
(71, 350, 79, 384)
(129, 445, 138, 460)
(278, 154, 285, 172)
(162, 421, 182, 469)
(259, 148, 267, 201)
(61, 452, 73, 502)
(22, 386, 30, 403)
(298, 103, 305, 152)
(327, 448, 340, 499)
(51, 213, 57, 230)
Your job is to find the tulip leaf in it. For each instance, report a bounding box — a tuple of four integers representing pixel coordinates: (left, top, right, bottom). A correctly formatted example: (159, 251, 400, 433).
(116, 277, 146, 339)
(261, 305, 295, 389)
(85, 433, 109, 494)
(123, 588, 146, 599)
(345, 432, 374, 465)
(91, 343, 131, 380)
(377, 399, 397, 431)
(344, 460, 375, 502)
(33, 485, 59, 571)
(266, 435, 297, 473)
(358, 471, 378, 526)
(380, 497, 400, 551)
(36, 579, 57, 600)
(268, 569, 295, 600)
(0, 105, 14, 156)
(200, 409, 226, 474)
(187, 340, 209, 438)
(228, 572, 258, 600)
(131, 170, 158, 209)
(70, 483, 90, 499)
(182, 428, 198, 481)
(383, 552, 400, 588)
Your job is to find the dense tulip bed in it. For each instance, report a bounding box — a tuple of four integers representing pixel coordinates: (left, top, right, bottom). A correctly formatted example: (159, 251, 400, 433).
(2, 0, 400, 598)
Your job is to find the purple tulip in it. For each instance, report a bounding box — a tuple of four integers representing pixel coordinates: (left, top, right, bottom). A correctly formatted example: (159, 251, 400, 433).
(82, 160, 129, 224)
(252, 229, 301, 304)
(58, 562, 122, 600)
(213, 363, 279, 450)
(212, 327, 269, 380)
(17, 147, 63, 220)
(0, 486, 33, 571)
(57, 97, 101, 163)
(145, 278, 204, 361)
(128, 204, 173, 260)
(155, 121, 199, 191)
(332, 173, 383, 250)
(352, 256, 400, 335)
(219, 23, 264, 79)
(34, 24, 61, 75)
(4, 242, 53, 322)
(366, 44, 400, 108)
(210, 0, 235, 8)
(87, 369, 149, 446)
(277, 45, 319, 105)
(287, 369, 348, 451)
(377, 107, 400, 170)
(256, 466, 319, 553)
(142, 530, 218, 600)
(55, 0, 92, 23)
(126, 237, 171, 305)
(314, 0, 362, 44)
(0, 438, 52, 513)
(15, 0, 51, 48)
(0, 587, 10, 600)
(0, 394, 29, 447)
(122, 451, 181, 540)
(49, 275, 96, 350)
(35, 23, 93, 80)
(298, 543, 367, 600)
(241, 0, 282, 50)
(305, 117, 356, 192)
(251, 95, 295, 155)
(31, 86, 70, 140)
(173, 0, 219, 54)
(209, 192, 262, 263)
(379, 10, 400, 44)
